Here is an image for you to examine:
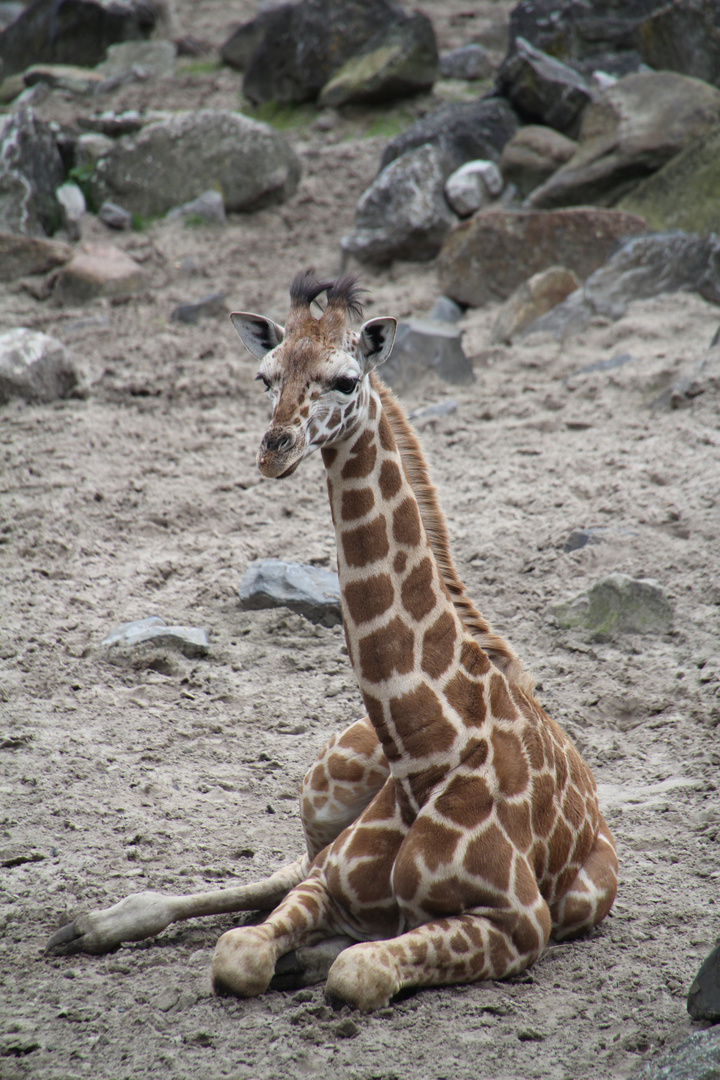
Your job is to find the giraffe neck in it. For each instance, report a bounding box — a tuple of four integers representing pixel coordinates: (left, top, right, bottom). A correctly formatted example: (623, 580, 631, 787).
(322, 384, 490, 819)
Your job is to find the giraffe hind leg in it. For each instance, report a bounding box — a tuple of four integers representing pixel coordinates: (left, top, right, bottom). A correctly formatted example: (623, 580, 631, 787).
(550, 814, 618, 941)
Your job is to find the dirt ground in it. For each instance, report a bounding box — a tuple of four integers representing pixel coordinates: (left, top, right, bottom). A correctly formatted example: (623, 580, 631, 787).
(2, 2, 720, 1078)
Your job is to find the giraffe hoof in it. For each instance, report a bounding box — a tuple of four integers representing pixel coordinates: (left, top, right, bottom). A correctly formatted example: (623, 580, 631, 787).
(212, 928, 275, 999)
(325, 943, 401, 1013)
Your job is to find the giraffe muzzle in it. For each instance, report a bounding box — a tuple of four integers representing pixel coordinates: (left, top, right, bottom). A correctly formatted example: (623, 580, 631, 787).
(257, 427, 302, 478)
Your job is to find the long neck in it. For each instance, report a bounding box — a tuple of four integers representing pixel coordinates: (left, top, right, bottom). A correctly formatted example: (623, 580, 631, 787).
(322, 385, 491, 816)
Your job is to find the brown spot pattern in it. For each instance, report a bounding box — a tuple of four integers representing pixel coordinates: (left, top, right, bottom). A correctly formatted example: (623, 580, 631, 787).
(343, 573, 394, 625)
(531, 774, 556, 839)
(393, 498, 422, 547)
(341, 429, 377, 479)
(379, 459, 402, 500)
(460, 641, 491, 677)
(435, 774, 492, 829)
(359, 616, 415, 683)
(341, 487, 375, 521)
(491, 727, 529, 798)
(489, 672, 518, 721)
(421, 611, 457, 678)
(327, 754, 364, 784)
(394, 551, 408, 574)
(444, 670, 486, 727)
(464, 823, 513, 892)
(401, 557, 435, 621)
(388, 683, 457, 757)
(341, 515, 389, 568)
(496, 799, 532, 851)
(378, 411, 395, 451)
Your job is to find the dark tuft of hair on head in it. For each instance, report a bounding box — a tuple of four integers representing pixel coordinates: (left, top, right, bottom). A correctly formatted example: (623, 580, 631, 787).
(289, 268, 333, 310)
(326, 274, 366, 321)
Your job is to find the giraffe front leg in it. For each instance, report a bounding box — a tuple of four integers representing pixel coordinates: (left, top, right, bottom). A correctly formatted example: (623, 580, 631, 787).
(326, 903, 551, 1013)
(550, 814, 618, 940)
(211, 874, 337, 999)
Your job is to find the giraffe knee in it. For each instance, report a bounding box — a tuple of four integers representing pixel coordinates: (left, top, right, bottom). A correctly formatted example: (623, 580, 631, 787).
(211, 928, 275, 999)
(325, 943, 401, 1013)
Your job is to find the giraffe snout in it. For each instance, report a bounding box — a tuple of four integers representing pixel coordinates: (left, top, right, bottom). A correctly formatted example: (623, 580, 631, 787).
(257, 426, 303, 478)
(263, 428, 296, 454)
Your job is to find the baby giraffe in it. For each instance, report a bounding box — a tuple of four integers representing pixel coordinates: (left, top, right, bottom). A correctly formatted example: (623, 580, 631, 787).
(211, 272, 618, 1011)
(47, 272, 617, 1013)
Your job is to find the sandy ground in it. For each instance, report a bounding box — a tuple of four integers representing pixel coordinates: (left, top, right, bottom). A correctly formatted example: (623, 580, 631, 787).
(2, 2, 720, 1078)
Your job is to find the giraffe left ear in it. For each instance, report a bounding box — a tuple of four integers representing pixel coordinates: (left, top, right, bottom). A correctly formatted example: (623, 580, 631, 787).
(357, 317, 396, 370)
(230, 312, 285, 359)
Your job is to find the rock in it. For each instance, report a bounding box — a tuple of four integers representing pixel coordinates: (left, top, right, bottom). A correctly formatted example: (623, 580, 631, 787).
(242, 0, 413, 105)
(0, 231, 72, 282)
(271, 936, 353, 990)
(380, 96, 519, 174)
(53, 243, 146, 304)
(529, 72, 720, 209)
(96, 40, 176, 79)
(56, 182, 86, 241)
(74, 132, 114, 174)
(89, 110, 301, 218)
(0, 328, 78, 405)
(519, 288, 592, 342)
(342, 143, 457, 266)
(408, 397, 458, 425)
(23, 64, 105, 94)
(102, 617, 210, 658)
(491, 266, 581, 344)
(0, 0, 158, 79)
(220, 6, 291, 72)
(634, 1028, 720, 1080)
(170, 292, 227, 325)
(440, 44, 493, 81)
(583, 232, 720, 320)
(547, 572, 673, 639)
(445, 159, 503, 218)
(318, 11, 437, 107)
(333, 1018, 359, 1038)
(687, 940, 720, 1022)
(639, 1, 720, 89)
(563, 525, 638, 553)
(0, 106, 65, 237)
(78, 111, 144, 138)
(166, 190, 226, 225)
(238, 559, 342, 626)
(496, 37, 594, 137)
(429, 296, 464, 323)
(383, 318, 473, 389)
(618, 126, 720, 235)
(499, 125, 577, 199)
(98, 201, 132, 231)
(437, 208, 648, 307)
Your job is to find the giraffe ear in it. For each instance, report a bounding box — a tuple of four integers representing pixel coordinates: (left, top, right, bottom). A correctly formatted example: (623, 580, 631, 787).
(357, 317, 396, 370)
(230, 312, 285, 359)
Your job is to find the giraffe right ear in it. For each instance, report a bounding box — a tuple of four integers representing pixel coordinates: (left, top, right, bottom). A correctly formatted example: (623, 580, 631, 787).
(357, 317, 397, 370)
(230, 312, 285, 359)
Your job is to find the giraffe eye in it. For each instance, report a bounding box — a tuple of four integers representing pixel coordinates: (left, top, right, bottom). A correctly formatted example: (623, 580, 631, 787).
(255, 373, 272, 392)
(331, 376, 358, 395)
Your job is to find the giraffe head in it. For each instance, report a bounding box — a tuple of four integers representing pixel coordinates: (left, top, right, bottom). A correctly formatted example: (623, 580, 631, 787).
(231, 272, 396, 478)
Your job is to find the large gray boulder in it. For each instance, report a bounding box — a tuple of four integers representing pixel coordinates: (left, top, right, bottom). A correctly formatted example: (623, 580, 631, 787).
(0, 0, 158, 79)
(529, 71, 720, 209)
(318, 11, 437, 107)
(241, 0, 412, 105)
(0, 106, 65, 237)
(496, 37, 594, 137)
(639, 1, 720, 88)
(437, 207, 648, 307)
(379, 97, 519, 174)
(0, 328, 78, 405)
(239, 559, 341, 627)
(89, 110, 301, 218)
(342, 143, 457, 266)
(633, 1028, 720, 1080)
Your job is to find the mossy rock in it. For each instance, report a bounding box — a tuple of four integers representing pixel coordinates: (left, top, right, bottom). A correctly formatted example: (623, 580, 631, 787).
(548, 572, 673, 639)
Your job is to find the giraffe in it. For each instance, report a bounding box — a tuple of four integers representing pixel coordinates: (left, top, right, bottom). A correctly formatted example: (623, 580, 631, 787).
(48, 272, 617, 1014)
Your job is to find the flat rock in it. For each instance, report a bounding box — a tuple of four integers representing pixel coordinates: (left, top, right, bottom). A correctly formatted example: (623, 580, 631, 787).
(440, 44, 493, 82)
(438, 208, 648, 307)
(166, 190, 226, 225)
(380, 96, 519, 174)
(24, 63, 105, 94)
(500, 125, 577, 199)
(170, 292, 227, 325)
(0, 0, 158, 79)
(496, 37, 594, 137)
(239, 559, 341, 626)
(634, 1027, 720, 1080)
(619, 126, 720, 235)
(242, 0, 411, 105)
(0, 105, 65, 237)
(0, 231, 72, 282)
(529, 71, 720, 209)
(342, 143, 457, 266)
(547, 572, 673, 639)
(102, 617, 209, 658)
(445, 159, 503, 218)
(384, 317, 473, 389)
(53, 243, 145, 304)
(491, 265, 580, 344)
(97, 40, 176, 79)
(318, 11, 437, 107)
(90, 110, 301, 218)
(687, 940, 720, 1022)
(0, 327, 78, 405)
(98, 201, 131, 230)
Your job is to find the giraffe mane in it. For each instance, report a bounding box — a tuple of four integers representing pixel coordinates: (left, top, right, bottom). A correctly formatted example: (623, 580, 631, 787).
(370, 371, 536, 700)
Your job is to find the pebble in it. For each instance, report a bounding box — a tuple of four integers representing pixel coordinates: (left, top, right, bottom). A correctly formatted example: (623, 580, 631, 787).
(102, 617, 210, 658)
(170, 291, 227, 325)
(166, 190, 226, 225)
(334, 1017, 359, 1038)
(98, 201, 132, 230)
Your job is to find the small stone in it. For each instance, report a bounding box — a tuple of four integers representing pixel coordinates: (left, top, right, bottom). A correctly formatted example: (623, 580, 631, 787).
(409, 398, 458, 424)
(564, 528, 606, 553)
(0, 328, 78, 405)
(334, 1017, 359, 1038)
(547, 572, 673, 639)
(102, 618, 209, 658)
(517, 1028, 545, 1042)
(491, 265, 581, 344)
(98, 201, 132, 231)
(74, 132, 114, 173)
(97, 41, 176, 79)
(429, 296, 464, 323)
(55, 182, 86, 241)
(440, 44, 493, 81)
(238, 559, 341, 626)
(170, 292, 227, 325)
(165, 190, 226, 225)
(445, 159, 503, 218)
(53, 243, 145, 304)
(156, 987, 180, 1013)
(687, 941, 720, 1022)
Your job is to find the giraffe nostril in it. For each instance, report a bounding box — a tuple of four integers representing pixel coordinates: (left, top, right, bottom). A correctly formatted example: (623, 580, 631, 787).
(264, 429, 296, 454)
